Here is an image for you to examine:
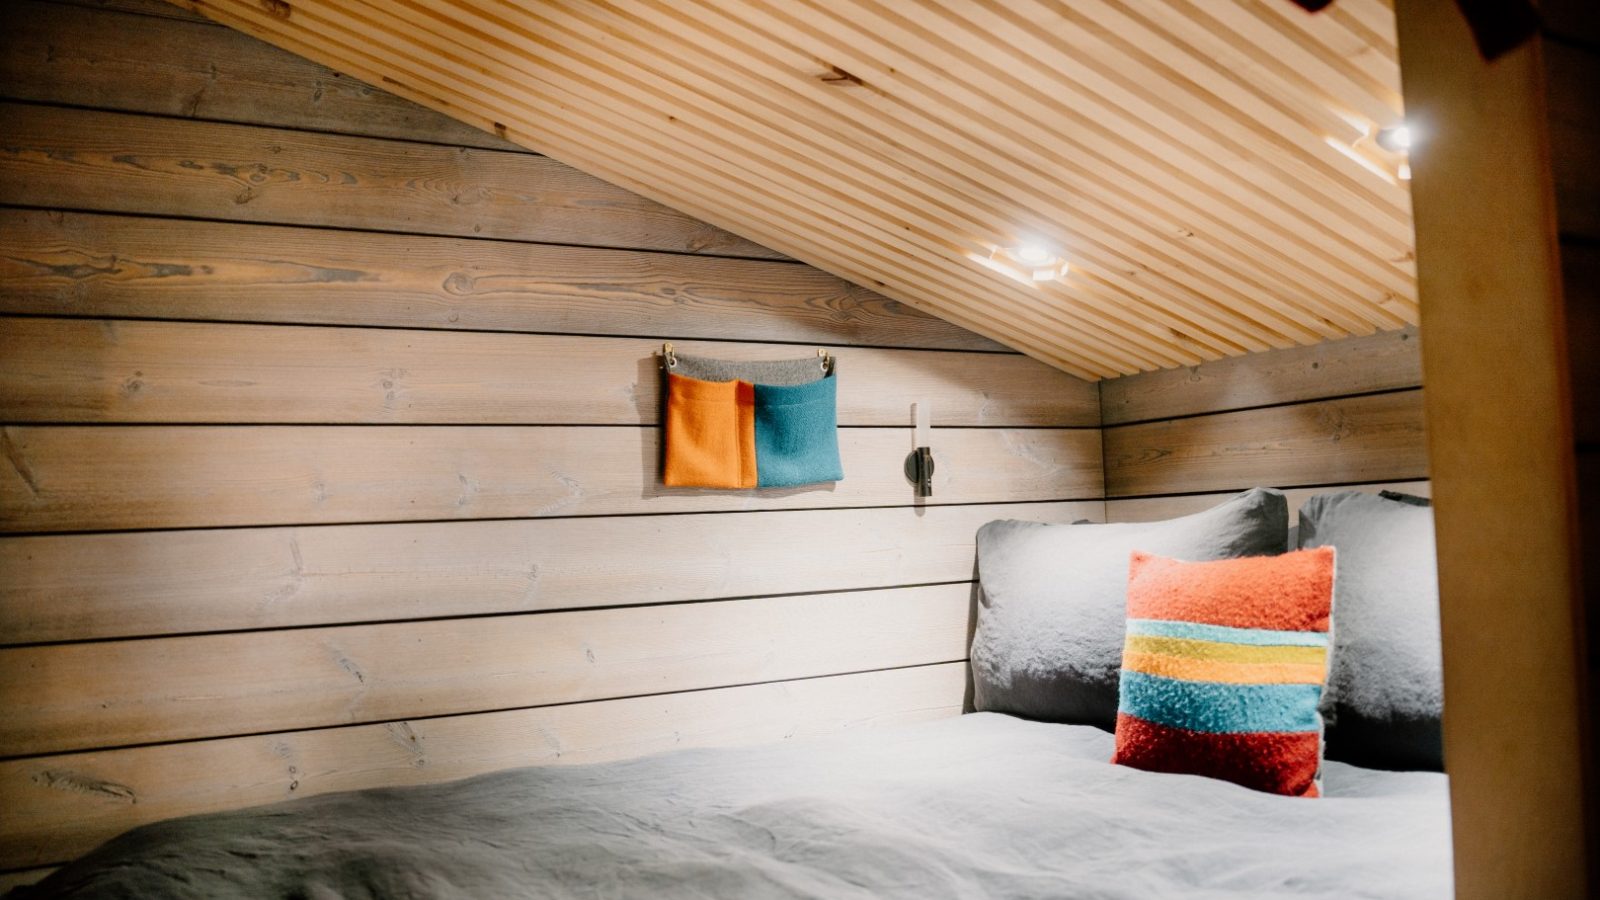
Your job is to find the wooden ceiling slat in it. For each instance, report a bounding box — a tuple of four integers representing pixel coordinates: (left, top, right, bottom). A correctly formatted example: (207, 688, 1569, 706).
(177, 0, 1414, 378)
(197, 0, 1155, 375)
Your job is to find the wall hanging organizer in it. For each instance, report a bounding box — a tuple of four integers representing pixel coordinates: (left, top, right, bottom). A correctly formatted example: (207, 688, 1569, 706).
(660, 343, 844, 489)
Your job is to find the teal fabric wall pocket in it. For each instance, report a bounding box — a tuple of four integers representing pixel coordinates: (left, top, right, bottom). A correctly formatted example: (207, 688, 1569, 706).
(753, 373, 844, 488)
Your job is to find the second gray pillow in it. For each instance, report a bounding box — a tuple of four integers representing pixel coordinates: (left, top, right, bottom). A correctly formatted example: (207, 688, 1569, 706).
(971, 488, 1289, 729)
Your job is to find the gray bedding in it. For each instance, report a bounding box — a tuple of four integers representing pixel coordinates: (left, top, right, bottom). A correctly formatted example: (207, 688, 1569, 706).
(19, 713, 1452, 899)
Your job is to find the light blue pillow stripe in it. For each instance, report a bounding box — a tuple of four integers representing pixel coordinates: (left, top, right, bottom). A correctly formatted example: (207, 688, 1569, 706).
(1126, 617, 1329, 648)
(1118, 670, 1323, 734)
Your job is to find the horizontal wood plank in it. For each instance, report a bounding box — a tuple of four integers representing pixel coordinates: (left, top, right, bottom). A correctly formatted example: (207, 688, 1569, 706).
(0, 210, 1002, 351)
(1099, 326, 1421, 425)
(0, 500, 1097, 644)
(0, 102, 782, 260)
(0, 662, 967, 870)
(0, 584, 973, 755)
(1104, 480, 1432, 523)
(1, 0, 524, 151)
(1102, 390, 1428, 497)
(0, 424, 1102, 532)
(0, 319, 1067, 426)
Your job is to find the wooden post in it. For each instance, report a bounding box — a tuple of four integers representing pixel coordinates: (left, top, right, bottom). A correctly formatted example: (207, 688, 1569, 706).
(1395, 1, 1592, 896)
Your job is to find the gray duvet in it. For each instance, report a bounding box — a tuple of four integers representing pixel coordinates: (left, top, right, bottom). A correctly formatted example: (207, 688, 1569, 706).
(19, 713, 1452, 899)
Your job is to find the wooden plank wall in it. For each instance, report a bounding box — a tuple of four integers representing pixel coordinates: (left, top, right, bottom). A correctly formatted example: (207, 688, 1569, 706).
(1100, 326, 1427, 522)
(0, 0, 1105, 879)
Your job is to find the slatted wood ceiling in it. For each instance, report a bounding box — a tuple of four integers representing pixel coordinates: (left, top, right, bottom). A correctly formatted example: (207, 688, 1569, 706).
(166, 0, 1412, 380)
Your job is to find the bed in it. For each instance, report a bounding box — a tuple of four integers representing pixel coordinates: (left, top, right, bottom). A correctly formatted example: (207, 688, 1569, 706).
(13, 711, 1451, 899)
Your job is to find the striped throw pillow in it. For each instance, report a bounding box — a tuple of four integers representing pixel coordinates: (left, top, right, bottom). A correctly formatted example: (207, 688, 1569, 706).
(1112, 547, 1335, 797)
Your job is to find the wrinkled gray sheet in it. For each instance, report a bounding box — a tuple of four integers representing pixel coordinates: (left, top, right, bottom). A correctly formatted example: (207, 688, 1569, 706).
(21, 713, 1452, 899)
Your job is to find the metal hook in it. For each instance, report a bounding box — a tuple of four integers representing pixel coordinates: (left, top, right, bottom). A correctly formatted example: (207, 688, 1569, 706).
(663, 342, 678, 368)
(818, 347, 831, 374)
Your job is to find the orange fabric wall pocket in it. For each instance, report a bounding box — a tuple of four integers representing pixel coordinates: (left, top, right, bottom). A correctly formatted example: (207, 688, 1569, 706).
(662, 372, 757, 488)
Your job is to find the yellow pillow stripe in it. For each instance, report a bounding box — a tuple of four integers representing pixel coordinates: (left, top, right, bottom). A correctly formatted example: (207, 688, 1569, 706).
(1122, 634, 1327, 666)
(1122, 651, 1328, 686)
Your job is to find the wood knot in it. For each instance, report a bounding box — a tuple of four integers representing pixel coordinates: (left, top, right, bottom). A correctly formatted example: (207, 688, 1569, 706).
(819, 64, 864, 87)
(260, 0, 291, 19)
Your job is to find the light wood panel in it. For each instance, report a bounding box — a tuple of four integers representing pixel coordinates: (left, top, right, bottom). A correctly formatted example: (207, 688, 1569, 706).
(1100, 326, 1421, 425)
(0, 101, 781, 261)
(0, 501, 1097, 645)
(1104, 480, 1431, 524)
(0, 318, 1078, 426)
(1102, 389, 1428, 497)
(0, 210, 1002, 352)
(1397, 0, 1590, 893)
(0, 0, 522, 150)
(0, 662, 967, 870)
(0, 584, 972, 756)
(0, 425, 1101, 532)
(169, 0, 1414, 377)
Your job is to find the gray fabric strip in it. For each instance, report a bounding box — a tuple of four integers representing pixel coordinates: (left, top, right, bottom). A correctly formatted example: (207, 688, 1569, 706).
(666, 352, 831, 386)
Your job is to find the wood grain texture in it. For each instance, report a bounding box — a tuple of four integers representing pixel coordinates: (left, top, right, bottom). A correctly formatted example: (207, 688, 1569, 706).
(1546, 40, 1600, 241)
(0, 662, 967, 870)
(1099, 326, 1421, 425)
(0, 319, 1072, 426)
(0, 102, 781, 260)
(0, 424, 1103, 532)
(0, 210, 1001, 351)
(1102, 389, 1428, 497)
(1, 0, 523, 151)
(0, 584, 972, 756)
(1398, 2, 1591, 893)
(0, 500, 1097, 645)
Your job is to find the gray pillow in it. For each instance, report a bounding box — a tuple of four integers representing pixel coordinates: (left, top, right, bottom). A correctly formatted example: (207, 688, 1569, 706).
(971, 488, 1289, 728)
(1299, 490, 1444, 770)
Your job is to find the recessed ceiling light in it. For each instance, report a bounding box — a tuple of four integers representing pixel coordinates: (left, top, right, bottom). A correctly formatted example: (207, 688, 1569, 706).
(971, 244, 1070, 285)
(1014, 243, 1052, 265)
(1376, 123, 1413, 153)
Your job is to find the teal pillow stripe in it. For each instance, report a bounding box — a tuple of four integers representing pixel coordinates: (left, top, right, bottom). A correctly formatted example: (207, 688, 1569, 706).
(753, 374, 843, 488)
(1119, 670, 1325, 734)
(1125, 618, 1330, 647)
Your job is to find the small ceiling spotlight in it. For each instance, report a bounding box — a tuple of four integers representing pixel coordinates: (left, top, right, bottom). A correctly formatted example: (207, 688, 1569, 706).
(972, 243, 1070, 285)
(1376, 123, 1413, 153)
(1014, 243, 1052, 265)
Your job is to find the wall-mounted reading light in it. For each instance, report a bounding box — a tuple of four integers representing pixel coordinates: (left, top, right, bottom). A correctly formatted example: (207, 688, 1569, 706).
(905, 401, 934, 499)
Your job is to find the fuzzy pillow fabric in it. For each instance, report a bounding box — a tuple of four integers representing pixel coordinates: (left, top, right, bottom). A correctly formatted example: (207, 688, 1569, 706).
(1299, 490, 1443, 770)
(1112, 547, 1335, 798)
(971, 488, 1289, 728)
